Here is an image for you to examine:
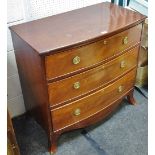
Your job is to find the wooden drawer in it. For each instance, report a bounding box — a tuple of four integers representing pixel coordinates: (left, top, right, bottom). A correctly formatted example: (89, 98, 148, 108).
(45, 24, 142, 80)
(48, 46, 139, 106)
(51, 69, 136, 131)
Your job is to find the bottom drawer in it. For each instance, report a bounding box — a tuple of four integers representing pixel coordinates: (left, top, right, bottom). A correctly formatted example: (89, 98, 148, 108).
(51, 69, 136, 131)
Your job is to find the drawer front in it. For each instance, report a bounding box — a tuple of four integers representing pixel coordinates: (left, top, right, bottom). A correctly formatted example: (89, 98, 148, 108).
(51, 69, 136, 131)
(46, 24, 142, 80)
(48, 46, 139, 106)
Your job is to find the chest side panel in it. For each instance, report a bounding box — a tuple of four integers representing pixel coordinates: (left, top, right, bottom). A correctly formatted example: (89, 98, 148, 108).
(11, 32, 52, 136)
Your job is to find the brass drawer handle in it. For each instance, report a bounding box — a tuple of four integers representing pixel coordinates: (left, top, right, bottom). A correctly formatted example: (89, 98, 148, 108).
(73, 82, 80, 89)
(74, 108, 81, 116)
(123, 36, 128, 45)
(118, 85, 123, 93)
(120, 61, 126, 68)
(73, 56, 80, 64)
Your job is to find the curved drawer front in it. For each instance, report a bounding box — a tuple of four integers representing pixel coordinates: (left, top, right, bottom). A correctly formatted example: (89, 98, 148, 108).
(48, 46, 139, 106)
(45, 24, 142, 80)
(51, 69, 136, 131)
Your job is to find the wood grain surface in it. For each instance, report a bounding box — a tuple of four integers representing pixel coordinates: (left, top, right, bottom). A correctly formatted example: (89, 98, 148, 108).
(10, 2, 146, 54)
(48, 46, 139, 106)
(45, 25, 142, 80)
(51, 69, 136, 131)
(11, 32, 53, 141)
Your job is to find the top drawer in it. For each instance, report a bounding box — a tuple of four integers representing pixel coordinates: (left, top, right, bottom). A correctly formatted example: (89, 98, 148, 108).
(45, 24, 142, 80)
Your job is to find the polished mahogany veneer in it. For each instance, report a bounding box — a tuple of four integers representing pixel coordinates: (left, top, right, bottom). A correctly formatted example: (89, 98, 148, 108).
(45, 25, 142, 80)
(48, 46, 139, 106)
(52, 69, 136, 131)
(10, 2, 146, 154)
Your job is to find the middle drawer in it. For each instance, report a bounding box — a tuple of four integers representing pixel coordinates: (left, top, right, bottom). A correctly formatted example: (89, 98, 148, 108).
(48, 46, 139, 106)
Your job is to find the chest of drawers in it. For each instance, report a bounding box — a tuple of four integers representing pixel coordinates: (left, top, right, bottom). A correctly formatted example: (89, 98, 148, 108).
(10, 2, 146, 153)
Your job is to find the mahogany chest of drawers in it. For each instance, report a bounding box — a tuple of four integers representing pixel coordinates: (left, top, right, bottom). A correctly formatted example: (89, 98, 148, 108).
(10, 2, 146, 153)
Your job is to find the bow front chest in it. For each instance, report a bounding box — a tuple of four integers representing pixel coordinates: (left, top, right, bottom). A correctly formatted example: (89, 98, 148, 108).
(10, 2, 146, 153)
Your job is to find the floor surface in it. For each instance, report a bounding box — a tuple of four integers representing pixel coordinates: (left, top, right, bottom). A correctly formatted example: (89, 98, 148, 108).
(13, 88, 148, 155)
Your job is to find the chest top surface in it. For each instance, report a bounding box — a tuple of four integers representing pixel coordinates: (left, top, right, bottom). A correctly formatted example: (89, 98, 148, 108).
(10, 2, 146, 55)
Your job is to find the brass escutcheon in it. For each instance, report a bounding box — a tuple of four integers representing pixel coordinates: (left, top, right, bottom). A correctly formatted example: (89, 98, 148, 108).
(123, 36, 128, 45)
(103, 40, 107, 45)
(73, 82, 80, 89)
(73, 56, 80, 64)
(74, 108, 81, 116)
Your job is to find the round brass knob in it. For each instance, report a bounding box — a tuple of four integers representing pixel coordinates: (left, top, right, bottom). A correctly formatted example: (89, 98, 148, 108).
(118, 85, 123, 93)
(73, 82, 80, 89)
(74, 108, 81, 116)
(123, 36, 128, 45)
(73, 56, 80, 64)
(120, 60, 126, 68)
